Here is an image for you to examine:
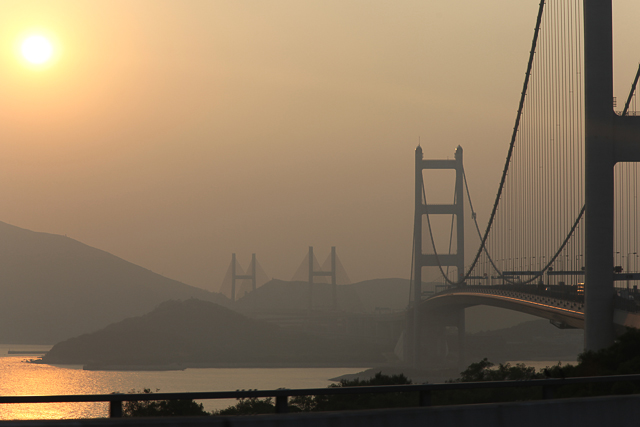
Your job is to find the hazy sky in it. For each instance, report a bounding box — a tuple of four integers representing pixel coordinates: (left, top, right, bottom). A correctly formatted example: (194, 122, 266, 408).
(0, 1, 638, 292)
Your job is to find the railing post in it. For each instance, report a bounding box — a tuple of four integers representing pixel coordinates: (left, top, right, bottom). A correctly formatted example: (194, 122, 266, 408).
(109, 400, 123, 418)
(275, 395, 288, 413)
(419, 390, 432, 407)
(109, 400, 122, 418)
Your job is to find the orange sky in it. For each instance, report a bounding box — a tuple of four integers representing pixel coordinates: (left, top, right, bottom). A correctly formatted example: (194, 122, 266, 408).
(0, 1, 638, 291)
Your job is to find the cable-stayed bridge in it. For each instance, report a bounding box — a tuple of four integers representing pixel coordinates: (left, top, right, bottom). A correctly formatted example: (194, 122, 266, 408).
(219, 247, 351, 306)
(409, 0, 640, 368)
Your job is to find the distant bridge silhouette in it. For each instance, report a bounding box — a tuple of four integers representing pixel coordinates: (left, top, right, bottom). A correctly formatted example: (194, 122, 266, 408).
(219, 247, 350, 306)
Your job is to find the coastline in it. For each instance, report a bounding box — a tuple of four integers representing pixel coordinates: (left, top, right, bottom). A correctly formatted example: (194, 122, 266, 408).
(32, 360, 455, 384)
(35, 360, 380, 372)
(37, 360, 459, 384)
(329, 366, 460, 384)
(85, 363, 461, 384)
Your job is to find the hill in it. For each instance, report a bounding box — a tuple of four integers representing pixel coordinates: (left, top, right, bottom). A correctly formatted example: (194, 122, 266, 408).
(0, 221, 229, 344)
(234, 278, 427, 314)
(347, 278, 412, 312)
(233, 279, 364, 314)
(39, 299, 386, 369)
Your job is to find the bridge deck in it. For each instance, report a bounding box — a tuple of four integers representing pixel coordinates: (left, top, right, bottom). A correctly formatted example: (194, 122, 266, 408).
(422, 286, 640, 333)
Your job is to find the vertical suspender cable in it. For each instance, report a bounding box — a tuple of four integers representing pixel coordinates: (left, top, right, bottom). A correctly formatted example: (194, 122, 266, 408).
(463, 0, 547, 280)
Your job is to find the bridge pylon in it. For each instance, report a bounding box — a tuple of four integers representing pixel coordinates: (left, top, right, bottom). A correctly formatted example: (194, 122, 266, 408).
(308, 246, 338, 312)
(584, 0, 640, 351)
(231, 253, 256, 302)
(411, 145, 465, 368)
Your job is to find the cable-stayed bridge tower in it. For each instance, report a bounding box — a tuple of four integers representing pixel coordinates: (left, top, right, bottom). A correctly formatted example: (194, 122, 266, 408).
(219, 253, 268, 301)
(309, 246, 337, 311)
(231, 253, 256, 302)
(291, 246, 351, 312)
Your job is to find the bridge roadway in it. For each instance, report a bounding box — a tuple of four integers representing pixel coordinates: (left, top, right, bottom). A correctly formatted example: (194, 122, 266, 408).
(421, 285, 640, 333)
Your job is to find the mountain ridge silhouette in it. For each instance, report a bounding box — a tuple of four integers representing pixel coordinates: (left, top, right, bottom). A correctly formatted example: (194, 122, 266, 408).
(0, 221, 229, 344)
(40, 298, 386, 368)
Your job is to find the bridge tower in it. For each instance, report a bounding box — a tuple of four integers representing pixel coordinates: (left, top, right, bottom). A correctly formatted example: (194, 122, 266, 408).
(231, 253, 256, 302)
(308, 246, 338, 312)
(412, 145, 465, 367)
(584, 0, 640, 350)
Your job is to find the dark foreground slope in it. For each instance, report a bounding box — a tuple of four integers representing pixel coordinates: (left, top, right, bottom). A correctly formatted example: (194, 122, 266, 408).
(0, 221, 229, 344)
(40, 299, 386, 369)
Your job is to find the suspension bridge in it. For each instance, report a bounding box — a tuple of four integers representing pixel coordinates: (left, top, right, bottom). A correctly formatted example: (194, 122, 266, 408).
(408, 0, 640, 368)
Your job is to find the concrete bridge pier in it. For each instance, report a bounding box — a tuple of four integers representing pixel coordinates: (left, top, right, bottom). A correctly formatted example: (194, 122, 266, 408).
(457, 308, 466, 369)
(406, 306, 466, 369)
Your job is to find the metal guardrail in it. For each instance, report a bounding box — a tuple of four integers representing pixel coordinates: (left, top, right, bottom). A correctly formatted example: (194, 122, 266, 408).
(3, 374, 640, 418)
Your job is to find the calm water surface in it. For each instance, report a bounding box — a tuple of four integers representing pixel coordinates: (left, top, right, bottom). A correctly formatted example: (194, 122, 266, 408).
(0, 344, 366, 420)
(0, 344, 578, 420)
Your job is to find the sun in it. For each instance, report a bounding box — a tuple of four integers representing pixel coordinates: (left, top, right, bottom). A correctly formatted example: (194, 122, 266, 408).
(21, 35, 53, 65)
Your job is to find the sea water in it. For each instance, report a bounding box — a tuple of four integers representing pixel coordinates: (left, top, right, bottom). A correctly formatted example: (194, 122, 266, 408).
(0, 344, 366, 420)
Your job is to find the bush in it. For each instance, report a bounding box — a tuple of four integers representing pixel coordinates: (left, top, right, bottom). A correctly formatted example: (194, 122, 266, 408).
(214, 396, 276, 415)
(438, 328, 640, 403)
(121, 389, 209, 417)
(213, 373, 415, 415)
(291, 372, 416, 412)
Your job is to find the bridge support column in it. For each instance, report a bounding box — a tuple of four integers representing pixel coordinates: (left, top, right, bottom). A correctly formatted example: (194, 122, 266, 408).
(422, 317, 446, 368)
(412, 146, 423, 368)
(584, 0, 616, 351)
(412, 145, 466, 367)
(408, 307, 466, 369)
(457, 308, 466, 369)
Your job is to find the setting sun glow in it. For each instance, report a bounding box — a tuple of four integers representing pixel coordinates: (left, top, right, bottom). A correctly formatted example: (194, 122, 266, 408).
(21, 35, 53, 65)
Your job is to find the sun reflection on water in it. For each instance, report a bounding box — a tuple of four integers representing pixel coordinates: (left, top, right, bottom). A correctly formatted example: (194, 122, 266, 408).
(0, 346, 109, 420)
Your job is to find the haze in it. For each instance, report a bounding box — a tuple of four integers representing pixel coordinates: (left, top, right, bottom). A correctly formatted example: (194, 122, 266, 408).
(0, 1, 638, 292)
